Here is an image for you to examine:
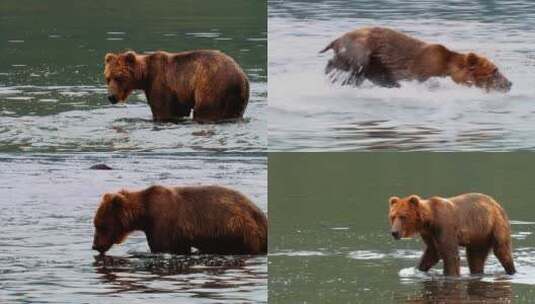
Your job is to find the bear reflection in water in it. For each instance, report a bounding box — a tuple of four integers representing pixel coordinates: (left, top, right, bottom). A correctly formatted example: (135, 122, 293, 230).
(400, 279, 513, 304)
(93, 253, 247, 274)
(321, 27, 512, 92)
(92, 253, 262, 293)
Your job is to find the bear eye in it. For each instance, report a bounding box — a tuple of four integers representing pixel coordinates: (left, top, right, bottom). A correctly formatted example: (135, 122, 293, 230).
(399, 215, 407, 221)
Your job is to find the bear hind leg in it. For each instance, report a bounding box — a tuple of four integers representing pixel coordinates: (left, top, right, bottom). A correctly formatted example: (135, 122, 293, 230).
(466, 245, 491, 274)
(325, 58, 367, 87)
(325, 42, 370, 87)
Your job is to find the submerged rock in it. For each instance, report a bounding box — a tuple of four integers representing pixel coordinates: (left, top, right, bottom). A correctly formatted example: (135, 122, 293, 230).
(89, 164, 113, 170)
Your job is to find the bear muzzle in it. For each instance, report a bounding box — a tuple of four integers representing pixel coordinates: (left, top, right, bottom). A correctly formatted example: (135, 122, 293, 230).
(92, 242, 111, 254)
(500, 79, 512, 92)
(391, 231, 401, 240)
(108, 95, 119, 104)
(490, 72, 512, 93)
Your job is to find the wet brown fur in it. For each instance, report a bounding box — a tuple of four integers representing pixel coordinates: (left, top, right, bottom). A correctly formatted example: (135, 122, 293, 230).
(388, 193, 515, 276)
(104, 50, 249, 122)
(93, 185, 267, 255)
(321, 27, 511, 91)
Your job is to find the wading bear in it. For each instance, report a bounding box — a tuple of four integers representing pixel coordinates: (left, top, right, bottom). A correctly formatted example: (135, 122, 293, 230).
(92, 185, 267, 255)
(320, 27, 511, 92)
(388, 193, 515, 276)
(104, 50, 249, 122)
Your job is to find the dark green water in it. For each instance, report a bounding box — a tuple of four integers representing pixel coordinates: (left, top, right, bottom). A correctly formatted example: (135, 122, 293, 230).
(0, 0, 266, 152)
(269, 153, 535, 303)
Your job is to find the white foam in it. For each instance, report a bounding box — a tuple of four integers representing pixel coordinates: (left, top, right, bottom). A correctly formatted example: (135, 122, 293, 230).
(270, 250, 326, 257)
(347, 250, 385, 260)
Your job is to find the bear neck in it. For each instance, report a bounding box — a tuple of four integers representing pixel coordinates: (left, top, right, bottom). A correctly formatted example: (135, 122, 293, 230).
(417, 200, 433, 228)
(119, 192, 148, 232)
(410, 44, 456, 79)
(446, 51, 467, 78)
(131, 55, 149, 91)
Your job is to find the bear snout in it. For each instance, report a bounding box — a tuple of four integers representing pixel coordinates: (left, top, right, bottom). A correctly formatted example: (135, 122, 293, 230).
(391, 231, 401, 240)
(108, 95, 119, 104)
(92, 243, 101, 252)
(491, 73, 512, 92)
(501, 79, 512, 92)
(92, 243, 108, 254)
(92, 237, 110, 254)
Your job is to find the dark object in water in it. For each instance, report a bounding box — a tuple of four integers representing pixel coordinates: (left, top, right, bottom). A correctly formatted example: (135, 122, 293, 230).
(89, 164, 113, 170)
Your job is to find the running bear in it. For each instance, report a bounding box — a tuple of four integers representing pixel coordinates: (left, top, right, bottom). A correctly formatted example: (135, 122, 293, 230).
(321, 27, 511, 92)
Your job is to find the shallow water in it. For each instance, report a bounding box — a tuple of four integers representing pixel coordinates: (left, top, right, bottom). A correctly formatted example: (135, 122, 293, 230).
(269, 0, 535, 151)
(269, 153, 535, 303)
(0, 153, 267, 303)
(0, 0, 266, 152)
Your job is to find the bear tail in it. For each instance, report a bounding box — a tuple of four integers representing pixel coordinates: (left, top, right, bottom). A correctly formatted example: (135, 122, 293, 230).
(319, 40, 336, 54)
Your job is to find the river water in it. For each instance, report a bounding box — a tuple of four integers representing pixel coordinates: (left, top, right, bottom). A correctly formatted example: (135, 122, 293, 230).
(269, 0, 535, 151)
(269, 153, 535, 303)
(0, 153, 267, 303)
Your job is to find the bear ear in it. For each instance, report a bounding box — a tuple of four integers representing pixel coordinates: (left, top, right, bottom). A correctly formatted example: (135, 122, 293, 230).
(124, 51, 137, 65)
(408, 195, 421, 207)
(111, 194, 125, 209)
(105, 53, 116, 64)
(103, 193, 124, 209)
(466, 53, 479, 70)
(389, 196, 399, 207)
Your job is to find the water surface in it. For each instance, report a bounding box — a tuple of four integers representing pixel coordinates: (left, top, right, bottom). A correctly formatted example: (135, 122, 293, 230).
(0, 0, 266, 152)
(269, 0, 535, 151)
(0, 153, 267, 303)
(269, 153, 535, 303)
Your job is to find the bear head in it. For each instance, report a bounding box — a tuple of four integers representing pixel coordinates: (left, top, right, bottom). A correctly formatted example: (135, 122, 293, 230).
(388, 195, 425, 240)
(450, 52, 511, 92)
(92, 191, 139, 254)
(104, 51, 142, 104)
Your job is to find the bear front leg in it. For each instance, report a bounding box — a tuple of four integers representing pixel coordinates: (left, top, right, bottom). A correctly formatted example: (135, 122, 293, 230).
(171, 242, 192, 255)
(146, 233, 191, 255)
(146, 91, 190, 122)
(436, 232, 461, 276)
(418, 236, 440, 272)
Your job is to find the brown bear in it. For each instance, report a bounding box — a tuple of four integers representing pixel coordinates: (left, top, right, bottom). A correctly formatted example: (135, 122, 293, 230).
(104, 50, 249, 122)
(320, 27, 511, 92)
(92, 185, 267, 255)
(388, 193, 515, 276)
